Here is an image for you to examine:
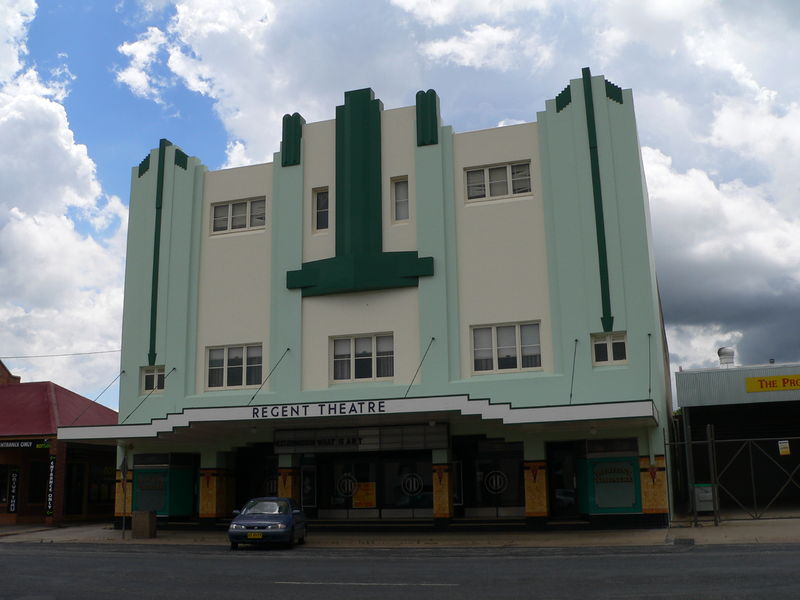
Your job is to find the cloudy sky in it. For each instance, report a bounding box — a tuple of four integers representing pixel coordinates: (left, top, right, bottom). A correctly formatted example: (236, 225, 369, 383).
(2, 0, 799, 409)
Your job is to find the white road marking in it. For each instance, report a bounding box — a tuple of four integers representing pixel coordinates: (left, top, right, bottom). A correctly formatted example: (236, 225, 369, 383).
(274, 581, 458, 587)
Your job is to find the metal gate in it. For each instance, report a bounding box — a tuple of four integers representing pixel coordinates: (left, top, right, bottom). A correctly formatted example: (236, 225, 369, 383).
(669, 425, 800, 523)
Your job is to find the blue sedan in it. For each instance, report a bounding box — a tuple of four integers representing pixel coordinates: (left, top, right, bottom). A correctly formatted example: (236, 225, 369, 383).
(228, 497, 307, 550)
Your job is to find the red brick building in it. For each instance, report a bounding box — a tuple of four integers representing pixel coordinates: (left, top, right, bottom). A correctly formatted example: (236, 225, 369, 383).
(0, 361, 117, 524)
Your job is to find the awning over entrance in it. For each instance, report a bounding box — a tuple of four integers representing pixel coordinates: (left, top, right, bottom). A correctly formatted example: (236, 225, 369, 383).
(57, 395, 659, 444)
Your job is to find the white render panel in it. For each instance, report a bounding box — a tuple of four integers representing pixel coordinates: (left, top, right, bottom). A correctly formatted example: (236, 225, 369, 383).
(301, 288, 420, 390)
(303, 118, 336, 262)
(452, 123, 553, 375)
(196, 163, 272, 393)
(381, 106, 417, 252)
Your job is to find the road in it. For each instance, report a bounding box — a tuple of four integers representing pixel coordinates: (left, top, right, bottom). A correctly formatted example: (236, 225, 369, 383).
(2, 543, 799, 599)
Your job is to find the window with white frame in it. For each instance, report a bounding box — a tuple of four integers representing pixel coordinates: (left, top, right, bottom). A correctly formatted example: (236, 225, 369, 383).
(465, 162, 531, 201)
(332, 334, 394, 381)
(212, 197, 266, 233)
(472, 323, 541, 373)
(142, 366, 165, 393)
(592, 332, 627, 365)
(313, 188, 329, 231)
(207, 344, 262, 388)
(392, 177, 409, 221)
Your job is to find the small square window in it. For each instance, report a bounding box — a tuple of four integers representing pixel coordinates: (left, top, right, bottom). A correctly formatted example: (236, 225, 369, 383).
(592, 333, 627, 366)
(142, 366, 165, 393)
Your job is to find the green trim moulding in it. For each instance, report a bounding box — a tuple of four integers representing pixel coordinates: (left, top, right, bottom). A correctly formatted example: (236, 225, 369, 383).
(148, 138, 172, 366)
(416, 89, 439, 146)
(287, 88, 433, 297)
(281, 112, 304, 167)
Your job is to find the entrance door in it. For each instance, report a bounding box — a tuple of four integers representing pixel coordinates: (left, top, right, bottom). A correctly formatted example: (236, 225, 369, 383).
(546, 441, 585, 519)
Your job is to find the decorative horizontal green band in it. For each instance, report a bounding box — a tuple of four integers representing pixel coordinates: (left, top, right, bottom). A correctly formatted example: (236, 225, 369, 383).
(287, 253, 434, 297)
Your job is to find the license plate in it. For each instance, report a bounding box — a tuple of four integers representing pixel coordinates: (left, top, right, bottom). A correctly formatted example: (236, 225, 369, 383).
(246, 532, 263, 539)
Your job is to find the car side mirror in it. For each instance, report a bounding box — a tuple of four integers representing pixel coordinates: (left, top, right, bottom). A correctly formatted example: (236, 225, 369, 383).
(232, 510, 241, 516)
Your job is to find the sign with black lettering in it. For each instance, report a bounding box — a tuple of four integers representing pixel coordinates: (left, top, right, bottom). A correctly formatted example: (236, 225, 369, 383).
(8, 469, 19, 513)
(46, 455, 56, 516)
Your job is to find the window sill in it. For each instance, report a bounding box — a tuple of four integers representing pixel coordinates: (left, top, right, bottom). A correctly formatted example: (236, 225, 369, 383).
(465, 193, 533, 205)
(470, 367, 544, 377)
(209, 226, 267, 236)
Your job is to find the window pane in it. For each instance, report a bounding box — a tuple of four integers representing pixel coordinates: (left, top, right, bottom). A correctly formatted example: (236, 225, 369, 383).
(156, 373, 165, 389)
(250, 199, 266, 227)
(333, 339, 351, 380)
(208, 349, 224, 388)
(315, 191, 329, 230)
(473, 327, 493, 371)
(466, 170, 485, 199)
(376, 335, 393, 378)
(521, 324, 541, 368)
(594, 342, 609, 363)
(231, 202, 247, 229)
(496, 325, 517, 369)
(354, 337, 372, 379)
(612, 341, 627, 361)
(213, 205, 229, 232)
(246, 345, 262, 385)
(488, 166, 508, 197)
(227, 346, 243, 386)
(144, 373, 155, 391)
(394, 180, 409, 220)
(511, 163, 531, 194)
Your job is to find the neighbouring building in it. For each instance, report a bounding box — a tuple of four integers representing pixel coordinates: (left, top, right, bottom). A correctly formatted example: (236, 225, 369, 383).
(0, 361, 117, 524)
(676, 353, 800, 519)
(59, 68, 671, 528)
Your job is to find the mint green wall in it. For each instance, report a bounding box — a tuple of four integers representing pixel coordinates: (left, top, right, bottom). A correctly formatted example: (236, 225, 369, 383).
(119, 143, 204, 423)
(118, 77, 668, 456)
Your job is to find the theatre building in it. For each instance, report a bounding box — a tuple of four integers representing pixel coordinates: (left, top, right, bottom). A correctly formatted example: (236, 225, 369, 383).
(59, 69, 671, 527)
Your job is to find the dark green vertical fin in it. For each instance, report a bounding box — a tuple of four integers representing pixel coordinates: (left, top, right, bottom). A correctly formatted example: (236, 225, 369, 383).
(174, 148, 188, 169)
(335, 88, 383, 257)
(287, 88, 433, 296)
(148, 138, 173, 366)
(280, 112, 305, 167)
(555, 85, 572, 112)
(581, 68, 614, 333)
(605, 79, 623, 104)
(416, 89, 439, 146)
(138, 154, 150, 177)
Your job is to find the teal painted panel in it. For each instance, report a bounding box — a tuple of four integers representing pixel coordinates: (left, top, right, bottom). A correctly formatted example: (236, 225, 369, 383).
(281, 112, 304, 167)
(415, 89, 439, 146)
(167, 467, 196, 517)
(586, 457, 642, 514)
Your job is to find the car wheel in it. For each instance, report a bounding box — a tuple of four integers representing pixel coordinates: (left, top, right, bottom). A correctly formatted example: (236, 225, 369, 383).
(230, 541, 238, 551)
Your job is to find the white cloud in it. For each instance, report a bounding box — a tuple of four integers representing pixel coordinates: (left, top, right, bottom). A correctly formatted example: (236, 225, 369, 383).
(0, 2, 126, 405)
(115, 25, 168, 101)
(390, 0, 549, 26)
(497, 118, 525, 127)
(419, 24, 552, 71)
(0, 0, 35, 83)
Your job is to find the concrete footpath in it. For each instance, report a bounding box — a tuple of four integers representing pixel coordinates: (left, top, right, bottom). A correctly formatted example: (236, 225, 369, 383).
(1, 518, 799, 548)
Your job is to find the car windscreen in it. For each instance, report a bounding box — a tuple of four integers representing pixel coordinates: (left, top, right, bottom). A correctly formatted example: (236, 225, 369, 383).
(241, 500, 289, 515)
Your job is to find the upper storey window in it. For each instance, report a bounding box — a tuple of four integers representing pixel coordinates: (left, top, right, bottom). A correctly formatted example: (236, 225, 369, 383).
(465, 162, 531, 201)
(313, 188, 329, 231)
(472, 322, 541, 374)
(212, 197, 266, 233)
(392, 178, 409, 221)
(592, 332, 627, 366)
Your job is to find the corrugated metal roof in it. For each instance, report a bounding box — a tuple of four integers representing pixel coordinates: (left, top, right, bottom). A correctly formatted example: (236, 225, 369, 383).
(676, 363, 800, 407)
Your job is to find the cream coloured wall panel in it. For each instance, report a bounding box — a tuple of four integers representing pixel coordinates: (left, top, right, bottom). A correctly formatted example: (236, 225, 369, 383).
(302, 288, 420, 390)
(452, 123, 553, 376)
(303, 119, 336, 262)
(196, 163, 272, 392)
(381, 106, 417, 252)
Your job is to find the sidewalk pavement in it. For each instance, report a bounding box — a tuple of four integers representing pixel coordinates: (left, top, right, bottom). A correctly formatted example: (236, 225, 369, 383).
(1, 518, 799, 548)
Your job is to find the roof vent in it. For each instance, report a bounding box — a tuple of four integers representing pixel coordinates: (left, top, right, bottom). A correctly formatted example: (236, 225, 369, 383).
(718, 347, 735, 367)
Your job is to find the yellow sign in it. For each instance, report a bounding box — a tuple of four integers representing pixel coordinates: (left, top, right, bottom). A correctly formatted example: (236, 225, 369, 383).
(779, 440, 791, 456)
(745, 375, 800, 393)
(352, 482, 376, 508)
